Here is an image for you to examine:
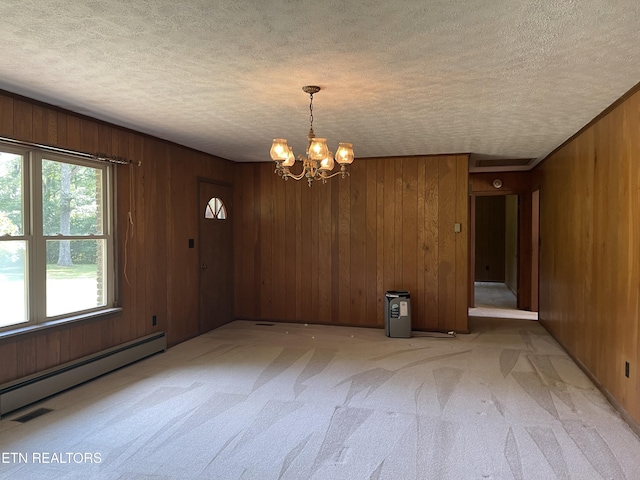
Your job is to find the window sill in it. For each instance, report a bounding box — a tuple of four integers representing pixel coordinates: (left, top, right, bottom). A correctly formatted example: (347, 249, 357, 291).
(0, 308, 123, 341)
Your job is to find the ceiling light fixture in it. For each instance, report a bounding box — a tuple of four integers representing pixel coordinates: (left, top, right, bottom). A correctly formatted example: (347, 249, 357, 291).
(270, 86, 354, 187)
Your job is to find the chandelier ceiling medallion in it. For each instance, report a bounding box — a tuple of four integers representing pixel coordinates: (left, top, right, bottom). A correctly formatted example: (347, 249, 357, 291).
(270, 86, 354, 187)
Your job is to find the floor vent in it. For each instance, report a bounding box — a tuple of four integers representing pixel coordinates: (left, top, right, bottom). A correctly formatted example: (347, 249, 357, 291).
(255, 323, 275, 326)
(0, 332, 166, 416)
(13, 407, 53, 423)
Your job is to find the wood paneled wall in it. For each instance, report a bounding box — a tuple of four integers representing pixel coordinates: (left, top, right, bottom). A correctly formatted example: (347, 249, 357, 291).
(470, 171, 531, 194)
(534, 89, 640, 425)
(0, 91, 234, 385)
(504, 195, 518, 293)
(233, 155, 469, 333)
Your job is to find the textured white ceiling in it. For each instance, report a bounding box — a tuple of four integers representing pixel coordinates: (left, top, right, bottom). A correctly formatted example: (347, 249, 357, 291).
(1, 1, 639, 170)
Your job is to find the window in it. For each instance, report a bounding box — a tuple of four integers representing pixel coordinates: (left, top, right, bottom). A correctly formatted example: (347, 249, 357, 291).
(0, 144, 115, 332)
(204, 197, 227, 220)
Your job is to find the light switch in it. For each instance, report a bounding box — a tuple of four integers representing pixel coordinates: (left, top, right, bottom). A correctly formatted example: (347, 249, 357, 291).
(454, 223, 461, 233)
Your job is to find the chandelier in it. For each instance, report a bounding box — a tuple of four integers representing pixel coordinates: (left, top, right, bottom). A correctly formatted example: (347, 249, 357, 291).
(270, 86, 354, 187)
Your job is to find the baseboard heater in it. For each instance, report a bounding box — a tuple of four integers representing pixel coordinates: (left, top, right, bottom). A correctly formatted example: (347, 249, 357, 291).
(0, 332, 166, 416)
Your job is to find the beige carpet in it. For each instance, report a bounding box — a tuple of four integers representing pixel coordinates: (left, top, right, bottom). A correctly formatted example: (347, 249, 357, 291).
(1, 319, 638, 479)
(470, 282, 539, 321)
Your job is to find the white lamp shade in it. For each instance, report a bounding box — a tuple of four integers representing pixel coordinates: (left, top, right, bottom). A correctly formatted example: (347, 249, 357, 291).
(335, 143, 354, 164)
(270, 139, 289, 162)
(308, 138, 329, 161)
(319, 152, 334, 171)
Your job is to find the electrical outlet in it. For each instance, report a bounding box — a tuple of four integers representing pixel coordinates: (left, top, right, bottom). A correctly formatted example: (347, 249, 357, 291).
(152, 315, 157, 326)
(625, 361, 630, 378)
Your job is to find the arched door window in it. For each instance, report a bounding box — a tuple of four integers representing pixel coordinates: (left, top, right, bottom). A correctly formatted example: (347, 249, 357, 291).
(204, 197, 227, 220)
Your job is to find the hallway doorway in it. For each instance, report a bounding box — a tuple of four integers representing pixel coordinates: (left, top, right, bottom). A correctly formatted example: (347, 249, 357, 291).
(468, 172, 539, 319)
(468, 191, 539, 318)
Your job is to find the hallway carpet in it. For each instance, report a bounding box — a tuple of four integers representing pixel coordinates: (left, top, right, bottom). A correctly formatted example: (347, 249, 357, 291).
(1, 319, 638, 479)
(470, 282, 539, 321)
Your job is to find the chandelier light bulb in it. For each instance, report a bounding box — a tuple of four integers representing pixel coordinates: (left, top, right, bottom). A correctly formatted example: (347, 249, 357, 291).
(335, 143, 354, 165)
(308, 138, 328, 161)
(283, 146, 295, 167)
(319, 152, 334, 171)
(270, 139, 289, 162)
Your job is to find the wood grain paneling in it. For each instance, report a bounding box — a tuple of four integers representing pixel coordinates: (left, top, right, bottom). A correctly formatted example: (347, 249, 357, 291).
(56, 112, 68, 147)
(423, 158, 440, 329)
(375, 159, 385, 326)
(166, 148, 197, 344)
(350, 161, 366, 325)
(0, 95, 14, 135)
(13, 100, 33, 141)
(470, 171, 531, 194)
(0, 90, 234, 384)
(530, 189, 540, 311)
(536, 89, 640, 425)
(15, 338, 36, 379)
(365, 162, 378, 323)
(233, 155, 469, 333)
(66, 115, 81, 151)
(338, 169, 351, 325)
(454, 156, 469, 332)
(437, 157, 457, 331)
(504, 195, 518, 293)
(315, 179, 330, 322)
(0, 342, 17, 381)
(402, 158, 418, 322)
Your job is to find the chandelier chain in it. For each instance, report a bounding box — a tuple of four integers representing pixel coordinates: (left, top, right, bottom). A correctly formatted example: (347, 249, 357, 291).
(309, 93, 314, 130)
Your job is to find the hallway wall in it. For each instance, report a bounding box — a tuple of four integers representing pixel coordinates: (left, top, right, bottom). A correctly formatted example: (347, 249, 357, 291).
(504, 195, 518, 294)
(534, 87, 640, 426)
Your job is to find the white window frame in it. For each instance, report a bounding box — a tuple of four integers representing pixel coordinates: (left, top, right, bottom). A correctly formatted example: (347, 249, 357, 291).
(0, 142, 117, 334)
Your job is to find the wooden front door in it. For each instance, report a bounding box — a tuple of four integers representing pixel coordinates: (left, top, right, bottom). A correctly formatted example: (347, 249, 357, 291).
(198, 181, 233, 333)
